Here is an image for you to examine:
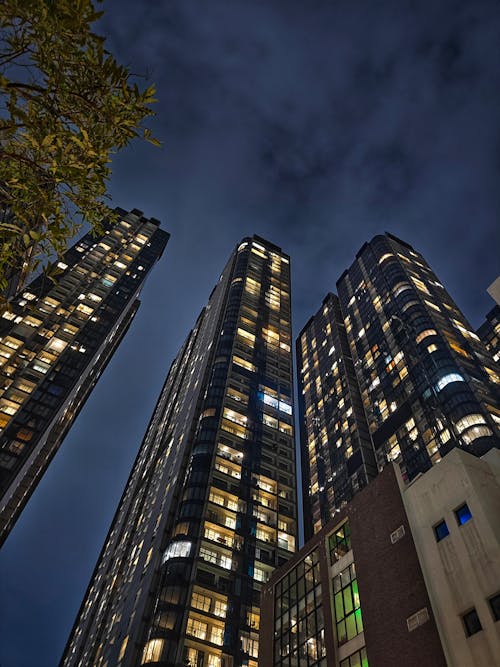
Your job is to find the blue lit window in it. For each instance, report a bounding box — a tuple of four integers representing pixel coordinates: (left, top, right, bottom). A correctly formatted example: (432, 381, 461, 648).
(455, 503, 472, 526)
(435, 372, 465, 391)
(434, 520, 450, 542)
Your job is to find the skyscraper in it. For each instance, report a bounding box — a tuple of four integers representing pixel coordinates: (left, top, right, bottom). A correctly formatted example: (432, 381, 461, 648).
(298, 233, 500, 536)
(0, 208, 169, 545)
(62, 236, 297, 667)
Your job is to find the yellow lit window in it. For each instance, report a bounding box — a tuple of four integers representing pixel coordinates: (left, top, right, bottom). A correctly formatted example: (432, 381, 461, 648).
(415, 329, 437, 344)
(424, 299, 440, 312)
(76, 303, 93, 316)
(485, 367, 500, 384)
(23, 315, 42, 328)
(210, 626, 224, 645)
(410, 276, 430, 294)
(191, 591, 211, 612)
(213, 599, 227, 618)
(226, 387, 248, 404)
(141, 638, 164, 664)
(223, 408, 247, 426)
(379, 253, 394, 263)
(237, 328, 256, 345)
(118, 636, 129, 661)
(232, 355, 256, 372)
(47, 338, 67, 353)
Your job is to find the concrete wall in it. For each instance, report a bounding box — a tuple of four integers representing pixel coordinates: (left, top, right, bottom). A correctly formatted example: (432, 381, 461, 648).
(402, 448, 500, 667)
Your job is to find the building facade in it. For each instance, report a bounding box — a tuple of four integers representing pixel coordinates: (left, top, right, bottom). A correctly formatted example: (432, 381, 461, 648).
(61, 236, 297, 667)
(0, 208, 168, 544)
(478, 305, 500, 365)
(298, 233, 500, 535)
(259, 463, 448, 667)
(402, 447, 500, 666)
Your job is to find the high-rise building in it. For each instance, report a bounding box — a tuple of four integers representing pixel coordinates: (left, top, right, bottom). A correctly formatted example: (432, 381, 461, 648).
(61, 236, 297, 667)
(0, 208, 169, 545)
(298, 233, 500, 536)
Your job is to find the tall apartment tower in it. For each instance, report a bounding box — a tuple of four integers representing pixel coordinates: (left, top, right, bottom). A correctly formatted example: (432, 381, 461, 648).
(62, 236, 297, 667)
(298, 233, 500, 536)
(0, 208, 169, 545)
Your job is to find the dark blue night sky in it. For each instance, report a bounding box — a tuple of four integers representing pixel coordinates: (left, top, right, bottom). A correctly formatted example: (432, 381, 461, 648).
(1, 1, 499, 665)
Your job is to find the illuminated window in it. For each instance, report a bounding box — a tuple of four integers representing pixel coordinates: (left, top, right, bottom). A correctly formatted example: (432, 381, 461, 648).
(333, 563, 364, 645)
(329, 522, 351, 563)
(411, 276, 430, 294)
(262, 414, 278, 429)
(378, 253, 394, 263)
(340, 647, 369, 667)
(213, 599, 227, 618)
(434, 520, 449, 541)
(223, 408, 247, 426)
(415, 329, 437, 344)
(254, 566, 269, 583)
(141, 638, 164, 664)
(455, 414, 487, 433)
(226, 387, 248, 404)
(118, 636, 129, 661)
(455, 503, 472, 526)
(237, 328, 256, 345)
(436, 373, 465, 391)
(76, 303, 94, 316)
(259, 391, 278, 410)
(210, 626, 224, 645)
(191, 591, 211, 612)
(279, 400, 292, 415)
(232, 355, 256, 373)
(162, 540, 192, 563)
(392, 282, 412, 298)
(424, 299, 441, 312)
(47, 338, 67, 353)
(186, 617, 207, 640)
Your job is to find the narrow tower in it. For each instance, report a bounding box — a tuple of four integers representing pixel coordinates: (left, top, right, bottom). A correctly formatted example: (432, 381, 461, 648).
(62, 236, 297, 667)
(0, 208, 169, 544)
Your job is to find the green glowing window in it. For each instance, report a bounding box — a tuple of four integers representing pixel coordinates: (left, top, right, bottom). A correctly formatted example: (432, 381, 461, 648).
(329, 521, 351, 564)
(333, 563, 363, 645)
(340, 646, 369, 667)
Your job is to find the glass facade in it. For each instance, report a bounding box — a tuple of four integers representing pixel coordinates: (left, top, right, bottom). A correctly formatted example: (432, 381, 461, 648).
(0, 208, 168, 544)
(333, 563, 363, 645)
(62, 236, 297, 667)
(273, 548, 326, 667)
(298, 233, 500, 534)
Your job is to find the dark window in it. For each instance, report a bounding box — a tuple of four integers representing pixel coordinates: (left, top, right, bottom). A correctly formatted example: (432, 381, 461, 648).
(489, 593, 500, 622)
(462, 609, 482, 637)
(434, 520, 450, 542)
(329, 522, 351, 563)
(455, 503, 472, 526)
